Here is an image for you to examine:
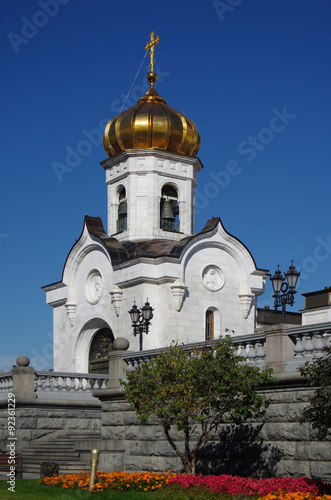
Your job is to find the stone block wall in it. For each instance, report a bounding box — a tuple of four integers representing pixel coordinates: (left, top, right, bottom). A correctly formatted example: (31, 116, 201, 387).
(98, 380, 331, 482)
(0, 398, 102, 453)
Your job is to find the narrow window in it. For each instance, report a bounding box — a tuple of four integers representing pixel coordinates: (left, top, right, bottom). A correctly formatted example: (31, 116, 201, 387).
(205, 310, 214, 341)
(117, 187, 127, 233)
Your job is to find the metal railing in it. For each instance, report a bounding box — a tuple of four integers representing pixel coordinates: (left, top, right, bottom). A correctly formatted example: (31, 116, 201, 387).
(116, 217, 127, 233)
(160, 219, 180, 232)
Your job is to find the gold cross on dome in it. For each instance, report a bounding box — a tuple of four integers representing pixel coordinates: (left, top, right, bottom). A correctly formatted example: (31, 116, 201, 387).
(145, 31, 160, 73)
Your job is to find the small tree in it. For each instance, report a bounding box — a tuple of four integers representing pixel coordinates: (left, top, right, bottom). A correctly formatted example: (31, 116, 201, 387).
(299, 346, 331, 440)
(122, 337, 276, 474)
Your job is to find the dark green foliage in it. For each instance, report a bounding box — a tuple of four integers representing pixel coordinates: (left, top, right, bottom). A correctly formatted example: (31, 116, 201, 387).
(122, 337, 276, 474)
(299, 346, 331, 440)
(154, 484, 219, 499)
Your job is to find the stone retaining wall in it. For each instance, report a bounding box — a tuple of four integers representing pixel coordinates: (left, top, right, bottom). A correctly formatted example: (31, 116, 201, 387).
(0, 398, 101, 452)
(97, 378, 331, 482)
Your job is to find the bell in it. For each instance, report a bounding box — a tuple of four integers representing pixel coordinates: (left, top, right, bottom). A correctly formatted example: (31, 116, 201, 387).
(161, 200, 175, 220)
(118, 200, 127, 218)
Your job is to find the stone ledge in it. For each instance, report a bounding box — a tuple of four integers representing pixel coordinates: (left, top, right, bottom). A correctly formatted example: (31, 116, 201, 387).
(0, 398, 101, 408)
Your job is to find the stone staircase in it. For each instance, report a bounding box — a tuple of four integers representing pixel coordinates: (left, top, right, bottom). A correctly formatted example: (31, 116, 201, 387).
(21, 430, 102, 476)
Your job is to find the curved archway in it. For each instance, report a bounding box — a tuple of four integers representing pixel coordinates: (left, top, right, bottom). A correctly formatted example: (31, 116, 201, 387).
(89, 327, 114, 374)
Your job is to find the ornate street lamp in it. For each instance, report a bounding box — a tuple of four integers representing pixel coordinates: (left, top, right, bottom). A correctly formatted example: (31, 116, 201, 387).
(128, 300, 154, 351)
(270, 261, 300, 323)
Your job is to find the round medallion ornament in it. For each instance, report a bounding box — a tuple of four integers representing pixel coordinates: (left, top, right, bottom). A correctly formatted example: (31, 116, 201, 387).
(202, 265, 225, 292)
(85, 270, 103, 304)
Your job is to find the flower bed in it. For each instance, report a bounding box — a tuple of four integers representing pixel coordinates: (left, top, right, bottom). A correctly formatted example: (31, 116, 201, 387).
(41, 469, 175, 492)
(40, 471, 331, 498)
(167, 475, 331, 497)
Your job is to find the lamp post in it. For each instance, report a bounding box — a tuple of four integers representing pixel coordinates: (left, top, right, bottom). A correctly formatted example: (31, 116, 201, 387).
(270, 261, 300, 324)
(128, 300, 154, 351)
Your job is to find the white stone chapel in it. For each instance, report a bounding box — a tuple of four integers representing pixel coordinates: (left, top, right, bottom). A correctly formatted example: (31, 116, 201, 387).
(43, 33, 268, 373)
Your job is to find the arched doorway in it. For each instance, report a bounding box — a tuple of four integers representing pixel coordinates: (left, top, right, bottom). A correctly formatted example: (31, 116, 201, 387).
(88, 328, 114, 374)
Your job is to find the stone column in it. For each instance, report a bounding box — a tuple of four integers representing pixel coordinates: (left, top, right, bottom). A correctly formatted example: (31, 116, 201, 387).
(11, 356, 37, 400)
(107, 337, 130, 390)
(262, 324, 294, 374)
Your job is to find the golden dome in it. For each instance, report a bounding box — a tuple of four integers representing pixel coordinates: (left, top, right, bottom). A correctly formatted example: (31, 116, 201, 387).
(103, 71, 201, 158)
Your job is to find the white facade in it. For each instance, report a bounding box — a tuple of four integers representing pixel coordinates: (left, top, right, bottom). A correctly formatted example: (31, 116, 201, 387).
(102, 149, 202, 241)
(44, 148, 268, 372)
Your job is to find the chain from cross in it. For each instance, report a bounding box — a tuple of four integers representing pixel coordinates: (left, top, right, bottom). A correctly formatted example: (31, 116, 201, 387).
(145, 31, 160, 73)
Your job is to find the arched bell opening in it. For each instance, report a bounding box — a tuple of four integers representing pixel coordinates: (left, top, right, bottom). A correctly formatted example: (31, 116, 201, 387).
(88, 327, 114, 374)
(160, 184, 179, 232)
(117, 186, 127, 233)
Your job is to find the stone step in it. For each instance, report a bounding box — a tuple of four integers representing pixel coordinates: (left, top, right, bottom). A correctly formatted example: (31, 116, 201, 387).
(29, 441, 74, 450)
(21, 429, 102, 475)
(22, 450, 80, 458)
(24, 464, 90, 474)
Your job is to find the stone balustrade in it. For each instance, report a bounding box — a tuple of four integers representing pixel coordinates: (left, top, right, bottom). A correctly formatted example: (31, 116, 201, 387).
(286, 322, 331, 372)
(0, 367, 108, 401)
(34, 371, 108, 400)
(0, 373, 13, 394)
(122, 332, 267, 372)
(2, 323, 331, 401)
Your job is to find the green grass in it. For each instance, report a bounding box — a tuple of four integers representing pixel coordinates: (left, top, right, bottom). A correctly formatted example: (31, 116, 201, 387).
(0, 480, 155, 500)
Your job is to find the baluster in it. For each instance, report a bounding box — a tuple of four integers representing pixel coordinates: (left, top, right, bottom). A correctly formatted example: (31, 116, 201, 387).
(101, 379, 107, 390)
(2, 377, 8, 391)
(44, 376, 51, 391)
(239, 345, 248, 361)
(256, 342, 267, 361)
(8, 377, 13, 391)
(314, 334, 324, 358)
(247, 343, 256, 362)
(304, 335, 314, 358)
(57, 376, 64, 391)
(256, 342, 266, 363)
(239, 344, 248, 360)
(324, 331, 331, 348)
(86, 378, 92, 391)
(293, 335, 304, 357)
(35, 376, 43, 393)
(53, 377, 59, 392)
(77, 377, 84, 392)
(67, 377, 74, 392)
(1, 378, 5, 391)
(40, 376, 47, 391)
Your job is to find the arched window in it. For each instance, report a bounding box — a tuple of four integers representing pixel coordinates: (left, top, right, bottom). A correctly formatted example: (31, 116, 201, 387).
(89, 328, 114, 374)
(160, 184, 179, 232)
(117, 187, 127, 233)
(205, 310, 214, 341)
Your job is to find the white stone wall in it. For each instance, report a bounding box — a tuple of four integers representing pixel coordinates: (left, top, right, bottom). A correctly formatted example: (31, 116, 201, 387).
(301, 306, 331, 325)
(102, 150, 203, 240)
(45, 213, 265, 370)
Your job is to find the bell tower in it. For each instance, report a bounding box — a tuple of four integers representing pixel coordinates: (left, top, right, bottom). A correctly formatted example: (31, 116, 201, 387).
(100, 32, 203, 241)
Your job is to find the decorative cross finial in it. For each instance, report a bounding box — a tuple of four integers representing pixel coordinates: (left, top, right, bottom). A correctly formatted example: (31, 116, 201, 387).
(145, 31, 160, 73)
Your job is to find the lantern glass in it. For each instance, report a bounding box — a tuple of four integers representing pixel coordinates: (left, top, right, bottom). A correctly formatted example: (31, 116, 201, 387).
(129, 304, 140, 324)
(270, 267, 284, 293)
(142, 301, 153, 321)
(286, 262, 300, 290)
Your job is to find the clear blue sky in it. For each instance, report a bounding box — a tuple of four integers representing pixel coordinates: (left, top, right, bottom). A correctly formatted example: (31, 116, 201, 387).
(1, 0, 331, 370)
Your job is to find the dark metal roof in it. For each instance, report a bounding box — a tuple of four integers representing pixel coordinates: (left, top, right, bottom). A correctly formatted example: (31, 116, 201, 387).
(85, 216, 129, 265)
(84, 216, 220, 264)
